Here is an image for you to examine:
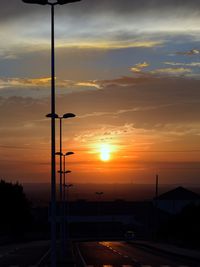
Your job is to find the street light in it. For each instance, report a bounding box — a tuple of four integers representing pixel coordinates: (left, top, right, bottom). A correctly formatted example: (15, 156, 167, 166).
(22, 1, 81, 266)
(95, 192, 104, 240)
(62, 169, 71, 253)
(64, 183, 73, 243)
(22, 0, 81, 5)
(58, 0, 81, 4)
(48, 112, 75, 259)
(22, 0, 48, 4)
(62, 152, 74, 249)
(95, 191, 104, 199)
(57, 151, 73, 257)
(48, 113, 75, 205)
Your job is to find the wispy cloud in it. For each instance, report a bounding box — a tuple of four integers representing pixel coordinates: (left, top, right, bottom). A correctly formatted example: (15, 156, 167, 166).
(176, 49, 200, 56)
(57, 40, 164, 50)
(164, 61, 200, 67)
(151, 67, 192, 76)
(0, 77, 101, 91)
(0, 77, 51, 89)
(76, 81, 101, 89)
(130, 62, 150, 73)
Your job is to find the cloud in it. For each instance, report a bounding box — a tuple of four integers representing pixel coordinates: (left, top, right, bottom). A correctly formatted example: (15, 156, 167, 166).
(151, 67, 192, 76)
(54, 76, 200, 128)
(1, 0, 200, 59)
(130, 62, 150, 73)
(57, 40, 163, 50)
(93, 75, 155, 89)
(176, 49, 200, 56)
(74, 123, 135, 143)
(164, 61, 200, 67)
(76, 81, 101, 89)
(0, 77, 101, 91)
(0, 77, 51, 89)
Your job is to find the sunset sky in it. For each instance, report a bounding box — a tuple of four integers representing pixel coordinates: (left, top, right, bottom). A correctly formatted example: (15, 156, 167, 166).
(1, 0, 200, 185)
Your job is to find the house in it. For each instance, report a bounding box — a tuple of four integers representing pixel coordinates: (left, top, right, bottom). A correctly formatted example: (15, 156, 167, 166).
(155, 186, 200, 214)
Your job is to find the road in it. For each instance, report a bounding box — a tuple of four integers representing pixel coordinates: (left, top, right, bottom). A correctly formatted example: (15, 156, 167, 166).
(77, 241, 200, 267)
(0, 240, 50, 267)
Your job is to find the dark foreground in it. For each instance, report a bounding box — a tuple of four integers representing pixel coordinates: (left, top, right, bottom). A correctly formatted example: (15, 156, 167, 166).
(0, 240, 199, 267)
(77, 241, 200, 267)
(0, 240, 50, 267)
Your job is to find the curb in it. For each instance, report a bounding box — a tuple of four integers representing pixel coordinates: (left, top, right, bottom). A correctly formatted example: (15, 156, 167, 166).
(130, 241, 200, 263)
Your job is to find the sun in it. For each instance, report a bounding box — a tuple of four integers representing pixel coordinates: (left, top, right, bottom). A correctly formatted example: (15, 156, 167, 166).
(100, 144, 111, 162)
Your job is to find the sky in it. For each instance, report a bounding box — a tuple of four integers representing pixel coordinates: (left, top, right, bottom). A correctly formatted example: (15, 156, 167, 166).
(1, 0, 200, 185)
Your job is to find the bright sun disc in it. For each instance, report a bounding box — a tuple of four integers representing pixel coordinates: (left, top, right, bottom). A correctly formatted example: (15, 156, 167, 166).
(100, 144, 111, 161)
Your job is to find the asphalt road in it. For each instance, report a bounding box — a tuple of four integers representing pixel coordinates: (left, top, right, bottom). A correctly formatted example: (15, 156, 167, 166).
(0, 240, 50, 267)
(77, 241, 200, 267)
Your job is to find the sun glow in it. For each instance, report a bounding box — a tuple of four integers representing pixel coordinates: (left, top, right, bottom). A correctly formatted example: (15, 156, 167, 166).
(100, 144, 111, 162)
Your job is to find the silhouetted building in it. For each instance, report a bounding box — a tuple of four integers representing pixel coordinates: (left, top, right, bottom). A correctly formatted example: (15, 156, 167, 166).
(52, 200, 163, 239)
(155, 186, 200, 214)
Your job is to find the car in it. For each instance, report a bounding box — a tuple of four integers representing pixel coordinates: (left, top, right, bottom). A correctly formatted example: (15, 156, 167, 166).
(124, 230, 135, 240)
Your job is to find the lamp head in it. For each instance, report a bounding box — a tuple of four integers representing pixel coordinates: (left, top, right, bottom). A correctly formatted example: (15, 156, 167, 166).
(65, 183, 73, 188)
(46, 113, 59, 118)
(65, 151, 74, 156)
(95, 191, 103, 195)
(57, 0, 81, 5)
(63, 113, 76, 119)
(55, 152, 63, 156)
(22, 0, 48, 5)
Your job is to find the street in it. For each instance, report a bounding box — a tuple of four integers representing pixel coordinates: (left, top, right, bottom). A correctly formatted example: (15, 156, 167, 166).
(77, 241, 200, 267)
(0, 240, 50, 267)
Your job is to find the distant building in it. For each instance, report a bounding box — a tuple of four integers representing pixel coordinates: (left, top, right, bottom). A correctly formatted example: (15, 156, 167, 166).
(155, 186, 200, 214)
(53, 200, 157, 238)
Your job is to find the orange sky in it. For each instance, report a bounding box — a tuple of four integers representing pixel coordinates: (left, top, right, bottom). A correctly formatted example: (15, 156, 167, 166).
(1, 77, 200, 184)
(1, 1, 200, 185)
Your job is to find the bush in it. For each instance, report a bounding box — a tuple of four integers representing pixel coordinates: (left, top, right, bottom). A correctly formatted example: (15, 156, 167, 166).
(0, 180, 32, 238)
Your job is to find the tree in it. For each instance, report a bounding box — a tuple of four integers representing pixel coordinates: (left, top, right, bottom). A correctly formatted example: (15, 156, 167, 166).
(0, 180, 32, 238)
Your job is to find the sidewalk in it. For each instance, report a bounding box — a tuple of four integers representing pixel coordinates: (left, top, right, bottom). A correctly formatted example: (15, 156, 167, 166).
(131, 240, 200, 261)
(40, 243, 76, 267)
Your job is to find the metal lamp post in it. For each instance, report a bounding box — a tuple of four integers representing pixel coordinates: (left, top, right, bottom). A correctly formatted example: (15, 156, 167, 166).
(64, 183, 73, 245)
(58, 168, 72, 256)
(63, 152, 74, 248)
(48, 113, 75, 259)
(57, 152, 74, 258)
(95, 191, 104, 240)
(50, 113, 75, 204)
(95, 191, 104, 200)
(63, 152, 74, 200)
(22, 1, 81, 266)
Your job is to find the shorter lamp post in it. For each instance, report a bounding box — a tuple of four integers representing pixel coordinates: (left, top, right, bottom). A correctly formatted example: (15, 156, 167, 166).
(63, 152, 74, 247)
(48, 112, 75, 260)
(62, 170, 71, 252)
(95, 192, 104, 240)
(57, 169, 71, 257)
(95, 191, 104, 201)
(47, 113, 75, 204)
(63, 183, 73, 246)
(58, 151, 74, 255)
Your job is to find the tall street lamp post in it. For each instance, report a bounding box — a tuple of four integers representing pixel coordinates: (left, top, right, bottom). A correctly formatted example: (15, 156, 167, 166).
(22, 1, 81, 266)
